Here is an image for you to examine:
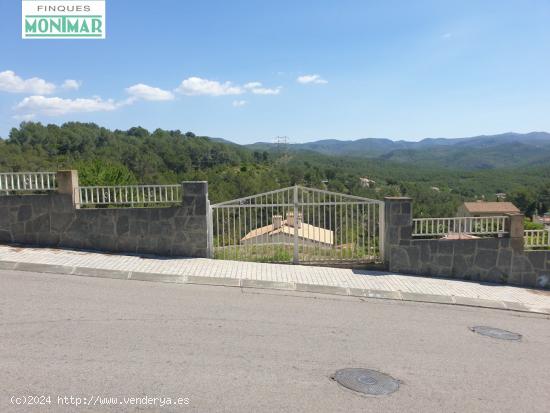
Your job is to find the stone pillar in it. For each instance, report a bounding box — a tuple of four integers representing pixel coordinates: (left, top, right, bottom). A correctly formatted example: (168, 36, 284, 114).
(506, 213, 525, 255)
(506, 213, 524, 239)
(182, 181, 210, 257)
(56, 170, 80, 208)
(182, 181, 208, 213)
(383, 197, 412, 264)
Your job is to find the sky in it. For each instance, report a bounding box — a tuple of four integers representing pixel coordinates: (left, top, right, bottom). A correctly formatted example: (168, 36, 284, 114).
(1, 0, 550, 144)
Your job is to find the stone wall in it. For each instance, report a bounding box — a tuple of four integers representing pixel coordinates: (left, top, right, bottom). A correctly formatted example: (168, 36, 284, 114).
(384, 197, 550, 289)
(0, 181, 209, 258)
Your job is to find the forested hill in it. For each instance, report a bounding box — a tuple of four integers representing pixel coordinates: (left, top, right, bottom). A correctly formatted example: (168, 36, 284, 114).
(1, 122, 549, 218)
(248, 132, 550, 169)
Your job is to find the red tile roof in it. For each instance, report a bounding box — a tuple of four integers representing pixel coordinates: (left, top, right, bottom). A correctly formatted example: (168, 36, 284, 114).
(462, 202, 519, 214)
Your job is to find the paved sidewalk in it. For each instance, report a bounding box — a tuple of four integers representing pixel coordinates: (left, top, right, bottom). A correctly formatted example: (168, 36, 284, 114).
(0, 245, 549, 314)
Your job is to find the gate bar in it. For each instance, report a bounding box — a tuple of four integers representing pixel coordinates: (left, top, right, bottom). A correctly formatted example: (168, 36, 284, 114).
(293, 185, 299, 264)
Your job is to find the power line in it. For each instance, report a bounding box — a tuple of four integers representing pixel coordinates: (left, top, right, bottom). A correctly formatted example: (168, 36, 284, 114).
(274, 136, 290, 159)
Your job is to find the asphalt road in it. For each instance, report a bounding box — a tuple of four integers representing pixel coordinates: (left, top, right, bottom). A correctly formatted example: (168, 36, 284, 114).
(1, 269, 549, 413)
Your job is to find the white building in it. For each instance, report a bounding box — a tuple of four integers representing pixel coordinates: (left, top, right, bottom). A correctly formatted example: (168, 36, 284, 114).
(359, 177, 376, 188)
(533, 212, 550, 229)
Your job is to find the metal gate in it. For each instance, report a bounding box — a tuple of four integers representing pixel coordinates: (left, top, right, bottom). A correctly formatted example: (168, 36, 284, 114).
(208, 186, 384, 265)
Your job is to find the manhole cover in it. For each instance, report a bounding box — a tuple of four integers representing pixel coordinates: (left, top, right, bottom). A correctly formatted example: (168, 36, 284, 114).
(469, 326, 522, 341)
(331, 368, 399, 395)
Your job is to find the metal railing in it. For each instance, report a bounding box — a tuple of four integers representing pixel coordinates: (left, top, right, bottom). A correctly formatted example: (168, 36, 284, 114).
(210, 185, 384, 264)
(524, 229, 550, 249)
(412, 216, 509, 238)
(77, 185, 182, 208)
(0, 172, 57, 193)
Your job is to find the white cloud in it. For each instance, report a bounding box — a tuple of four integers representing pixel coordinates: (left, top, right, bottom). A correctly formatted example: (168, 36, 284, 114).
(174, 77, 281, 97)
(244, 81, 281, 95)
(12, 113, 36, 121)
(251, 86, 281, 95)
(62, 79, 82, 90)
(244, 82, 262, 89)
(296, 74, 328, 85)
(442, 32, 452, 39)
(15, 95, 122, 117)
(126, 83, 175, 101)
(0, 70, 56, 94)
(176, 77, 243, 96)
(11, 75, 282, 118)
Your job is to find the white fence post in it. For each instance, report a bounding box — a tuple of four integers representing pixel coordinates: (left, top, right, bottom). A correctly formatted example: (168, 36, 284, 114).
(207, 199, 214, 258)
(293, 185, 299, 264)
(0, 172, 57, 193)
(378, 202, 385, 262)
(76, 184, 182, 208)
(412, 216, 510, 238)
(524, 229, 550, 249)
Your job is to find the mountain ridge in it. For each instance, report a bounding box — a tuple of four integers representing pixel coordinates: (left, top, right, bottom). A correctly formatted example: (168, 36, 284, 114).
(245, 132, 550, 169)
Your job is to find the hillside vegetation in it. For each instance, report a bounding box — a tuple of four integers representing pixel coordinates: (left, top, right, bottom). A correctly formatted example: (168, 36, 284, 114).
(1, 122, 549, 218)
(248, 132, 550, 169)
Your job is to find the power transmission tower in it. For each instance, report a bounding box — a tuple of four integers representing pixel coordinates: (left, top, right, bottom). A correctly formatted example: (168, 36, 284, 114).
(274, 136, 290, 159)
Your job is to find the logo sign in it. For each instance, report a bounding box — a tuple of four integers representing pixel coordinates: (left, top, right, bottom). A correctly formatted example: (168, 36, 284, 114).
(22, 0, 106, 39)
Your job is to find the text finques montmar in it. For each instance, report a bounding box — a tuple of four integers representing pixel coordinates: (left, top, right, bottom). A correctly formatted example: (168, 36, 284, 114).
(22, 1, 106, 39)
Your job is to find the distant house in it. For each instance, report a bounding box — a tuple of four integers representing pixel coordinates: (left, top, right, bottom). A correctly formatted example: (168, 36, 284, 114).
(533, 213, 550, 229)
(457, 201, 520, 217)
(359, 177, 376, 188)
(241, 212, 334, 246)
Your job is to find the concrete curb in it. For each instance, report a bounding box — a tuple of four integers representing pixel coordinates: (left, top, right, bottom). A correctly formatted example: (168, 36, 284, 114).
(1, 259, 549, 315)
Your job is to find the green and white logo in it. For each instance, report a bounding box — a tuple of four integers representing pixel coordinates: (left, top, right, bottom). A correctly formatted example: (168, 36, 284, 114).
(22, 0, 106, 39)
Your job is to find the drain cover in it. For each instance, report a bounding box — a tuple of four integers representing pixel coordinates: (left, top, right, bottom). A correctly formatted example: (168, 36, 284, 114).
(470, 326, 522, 341)
(331, 368, 399, 395)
